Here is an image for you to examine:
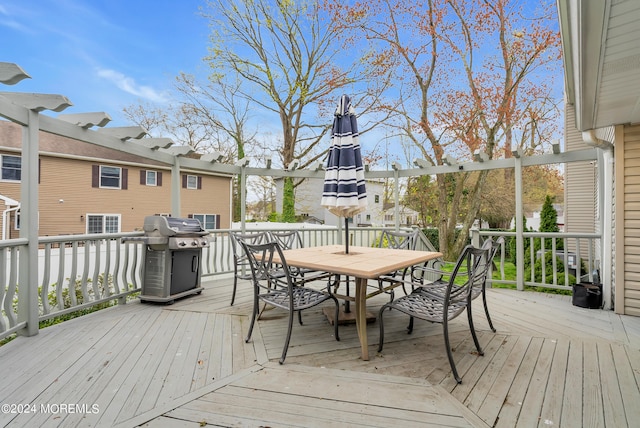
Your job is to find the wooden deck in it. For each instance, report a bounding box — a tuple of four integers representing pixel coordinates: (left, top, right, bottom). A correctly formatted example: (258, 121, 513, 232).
(1, 276, 640, 427)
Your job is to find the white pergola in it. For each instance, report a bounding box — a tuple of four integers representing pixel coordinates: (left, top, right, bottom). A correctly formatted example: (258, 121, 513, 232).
(0, 61, 607, 334)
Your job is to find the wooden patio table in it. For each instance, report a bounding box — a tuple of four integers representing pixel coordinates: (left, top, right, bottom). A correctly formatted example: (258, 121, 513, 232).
(276, 244, 443, 361)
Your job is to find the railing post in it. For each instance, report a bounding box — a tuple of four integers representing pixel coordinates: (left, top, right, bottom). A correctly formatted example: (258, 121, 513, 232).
(515, 155, 525, 291)
(171, 157, 181, 217)
(17, 110, 40, 336)
(470, 228, 480, 248)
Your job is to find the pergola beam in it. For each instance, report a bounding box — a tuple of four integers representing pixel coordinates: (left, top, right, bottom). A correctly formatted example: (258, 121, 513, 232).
(0, 62, 31, 85)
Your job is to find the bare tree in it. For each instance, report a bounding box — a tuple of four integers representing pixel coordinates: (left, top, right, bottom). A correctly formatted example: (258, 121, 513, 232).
(324, 0, 561, 258)
(201, 0, 392, 221)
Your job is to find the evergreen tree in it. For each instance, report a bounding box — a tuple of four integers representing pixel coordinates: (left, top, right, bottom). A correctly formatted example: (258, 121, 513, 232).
(539, 195, 559, 233)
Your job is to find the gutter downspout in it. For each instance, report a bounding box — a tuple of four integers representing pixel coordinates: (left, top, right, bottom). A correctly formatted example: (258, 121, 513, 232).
(582, 130, 613, 310)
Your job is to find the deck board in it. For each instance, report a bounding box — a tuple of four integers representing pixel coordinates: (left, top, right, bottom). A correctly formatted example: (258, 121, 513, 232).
(2, 276, 640, 427)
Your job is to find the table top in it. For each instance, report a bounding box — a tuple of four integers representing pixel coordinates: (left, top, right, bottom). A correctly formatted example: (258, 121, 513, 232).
(280, 245, 443, 279)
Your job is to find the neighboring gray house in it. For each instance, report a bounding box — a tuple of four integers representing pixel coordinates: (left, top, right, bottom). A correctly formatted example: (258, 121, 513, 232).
(276, 177, 406, 227)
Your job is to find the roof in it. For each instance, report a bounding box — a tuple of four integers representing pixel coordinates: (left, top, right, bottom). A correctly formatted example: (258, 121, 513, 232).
(558, 0, 640, 131)
(0, 120, 167, 166)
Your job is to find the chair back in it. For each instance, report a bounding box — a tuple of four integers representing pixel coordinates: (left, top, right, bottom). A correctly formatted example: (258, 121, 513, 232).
(490, 236, 505, 262)
(230, 231, 269, 261)
(378, 229, 419, 251)
(240, 240, 294, 293)
(446, 245, 491, 304)
(268, 230, 304, 250)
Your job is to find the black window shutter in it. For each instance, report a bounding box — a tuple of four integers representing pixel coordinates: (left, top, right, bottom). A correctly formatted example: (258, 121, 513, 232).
(182, 174, 187, 188)
(92, 165, 99, 188)
(197, 176, 202, 189)
(140, 170, 146, 185)
(215, 214, 221, 229)
(122, 168, 128, 189)
(157, 172, 162, 186)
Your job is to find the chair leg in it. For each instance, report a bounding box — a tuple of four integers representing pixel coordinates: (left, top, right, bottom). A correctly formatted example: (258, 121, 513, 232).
(279, 307, 296, 365)
(407, 316, 414, 334)
(230, 268, 238, 306)
(466, 304, 484, 356)
(333, 297, 340, 341)
(245, 295, 259, 343)
(443, 317, 462, 384)
(377, 306, 387, 352)
(482, 288, 496, 332)
(298, 310, 303, 325)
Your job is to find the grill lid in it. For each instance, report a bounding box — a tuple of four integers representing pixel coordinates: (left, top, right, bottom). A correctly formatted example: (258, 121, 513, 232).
(143, 216, 208, 237)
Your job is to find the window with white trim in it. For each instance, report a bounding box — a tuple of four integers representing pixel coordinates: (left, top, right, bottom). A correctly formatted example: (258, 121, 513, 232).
(100, 166, 122, 188)
(191, 214, 218, 230)
(146, 170, 157, 186)
(87, 214, 121, 234)
(1, 155, 21, 181)
(186, 174, 198, 189)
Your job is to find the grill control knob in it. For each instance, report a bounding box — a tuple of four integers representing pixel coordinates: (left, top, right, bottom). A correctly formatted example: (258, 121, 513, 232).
(178, 240, 187, 247)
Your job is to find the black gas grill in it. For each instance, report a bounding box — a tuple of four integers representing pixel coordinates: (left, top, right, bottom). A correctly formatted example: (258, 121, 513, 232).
(136, 216, 209, 303)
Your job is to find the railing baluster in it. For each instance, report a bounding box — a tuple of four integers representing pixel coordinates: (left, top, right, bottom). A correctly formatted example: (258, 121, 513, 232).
(92, 240, 101, 300)
(7, 247, 18, 327)
(0, 248, 7, 332)
(69, 241, 78, 307)
(103, 239, 112, 298)
(112, 239, 121, 295)
(40, 243, 52, 315)
(56, 242, 65, 311)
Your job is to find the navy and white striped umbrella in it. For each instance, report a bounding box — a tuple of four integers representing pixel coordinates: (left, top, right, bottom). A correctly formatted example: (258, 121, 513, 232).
(321, 95, 367, 253)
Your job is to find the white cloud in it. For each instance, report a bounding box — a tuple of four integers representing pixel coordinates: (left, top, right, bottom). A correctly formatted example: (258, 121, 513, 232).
(96, 68, 169, 103)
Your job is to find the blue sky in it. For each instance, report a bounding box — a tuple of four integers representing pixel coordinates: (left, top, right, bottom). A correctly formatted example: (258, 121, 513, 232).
(1, 0, 210, 126)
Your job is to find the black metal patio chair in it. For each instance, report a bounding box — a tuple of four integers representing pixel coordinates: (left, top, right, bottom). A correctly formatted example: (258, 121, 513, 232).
(377, 228, 420, 298)
(378, 244, 491, 383)
(241, 240, 340, 364)
(411, 237, 504, 332)
(229, 231, 269, 306)
(267, 230, 337, 285)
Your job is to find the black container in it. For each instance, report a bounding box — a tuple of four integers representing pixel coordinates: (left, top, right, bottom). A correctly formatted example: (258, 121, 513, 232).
(572, 282, 602, 309)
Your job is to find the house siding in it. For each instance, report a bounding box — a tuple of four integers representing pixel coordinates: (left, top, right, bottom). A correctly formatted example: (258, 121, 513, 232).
(0, 122, 232, 238)
(565, 104, 597, 235)
(621, 124, 640, 315)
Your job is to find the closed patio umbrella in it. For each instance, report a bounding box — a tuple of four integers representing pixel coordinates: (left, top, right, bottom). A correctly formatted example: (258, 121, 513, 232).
(321, 94, 367, 254)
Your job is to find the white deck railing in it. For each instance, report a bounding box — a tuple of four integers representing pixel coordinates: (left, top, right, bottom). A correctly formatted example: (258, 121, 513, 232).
(1, 226, 601, 341)
(470, 229, 601, 291)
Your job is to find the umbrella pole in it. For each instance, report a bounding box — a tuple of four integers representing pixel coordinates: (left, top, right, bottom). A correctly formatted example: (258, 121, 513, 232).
(345, 217, 350, 313)
(345, 218, 349, 254)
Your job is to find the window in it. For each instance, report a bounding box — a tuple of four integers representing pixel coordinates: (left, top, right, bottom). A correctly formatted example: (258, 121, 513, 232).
(87, 214, 120, 234)
(191, 214, 219, 230)
(146, 170, 157, 186)
(92, 165, 128, 189)
(182, 174, 202, 189)
(141, 170, 162, 186)
(100, 166, 121, 188)
(1, 155, 21, 181)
